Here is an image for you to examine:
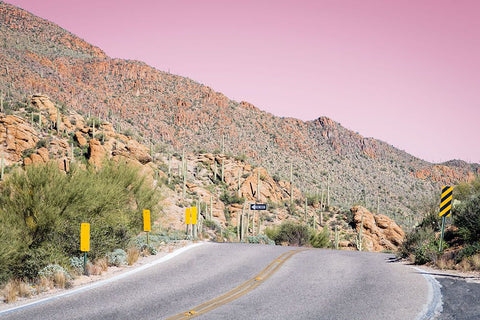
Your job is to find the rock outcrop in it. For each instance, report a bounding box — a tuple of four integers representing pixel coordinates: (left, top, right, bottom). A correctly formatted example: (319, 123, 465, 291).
(351, 206, 405, 252)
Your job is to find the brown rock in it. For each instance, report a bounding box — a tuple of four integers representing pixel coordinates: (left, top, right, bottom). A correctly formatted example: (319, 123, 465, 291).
(88, 139, 105, 167)
(351, 205, 405, 252)
(37, 147, 49, 162)
(75, 131, 88, 146)
(0, 115, 38, 163)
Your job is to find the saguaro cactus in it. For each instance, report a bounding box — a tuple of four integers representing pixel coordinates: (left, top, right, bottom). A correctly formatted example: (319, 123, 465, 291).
(237, 168, 242, 198)
(56, 107, 60, 134)
(355, 214, 364, 251)
(334, 225, 339, 250)
(290, 163, 293, 204)
(1, 153, 4, 181)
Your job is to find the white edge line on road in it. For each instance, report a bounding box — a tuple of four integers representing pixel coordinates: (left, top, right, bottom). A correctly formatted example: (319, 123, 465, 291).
(413, 266, 443, 320)
(0, 242, 206, 316)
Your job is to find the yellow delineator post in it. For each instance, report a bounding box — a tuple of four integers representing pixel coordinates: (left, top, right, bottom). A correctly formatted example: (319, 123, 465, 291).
(191, 207, 198, 239)
(185, 207, 191, 236)
(439, 186, 453, 251)
(185, 207, 198, 238)
(143, 209, 151, 245)
(80, 223, 90, 275)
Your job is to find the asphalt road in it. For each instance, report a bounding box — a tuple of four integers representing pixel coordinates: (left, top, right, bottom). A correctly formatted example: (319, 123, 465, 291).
(1, 243, 432, 320)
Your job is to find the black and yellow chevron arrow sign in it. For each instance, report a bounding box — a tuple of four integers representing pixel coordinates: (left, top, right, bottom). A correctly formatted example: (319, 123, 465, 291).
(439, 186, 453, 217)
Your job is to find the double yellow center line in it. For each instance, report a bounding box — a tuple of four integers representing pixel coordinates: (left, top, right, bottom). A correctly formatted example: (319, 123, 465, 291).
(165, 249, 306, 319)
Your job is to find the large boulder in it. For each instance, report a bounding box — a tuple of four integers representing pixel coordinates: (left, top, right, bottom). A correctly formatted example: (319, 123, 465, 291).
(351, 205, 405, 252)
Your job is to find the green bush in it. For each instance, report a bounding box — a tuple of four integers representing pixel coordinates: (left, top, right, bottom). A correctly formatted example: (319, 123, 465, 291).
(220, 191, 244, 205)
(266, 221, 312, 246)
(454, 190, 480, 244)
(246, 235, 275, 245)
(310, 227, 331, 248)
(0, 160, 160, 282)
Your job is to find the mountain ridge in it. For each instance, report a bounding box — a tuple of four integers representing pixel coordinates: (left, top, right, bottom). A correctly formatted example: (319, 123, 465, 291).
(1, 1, 478, 225)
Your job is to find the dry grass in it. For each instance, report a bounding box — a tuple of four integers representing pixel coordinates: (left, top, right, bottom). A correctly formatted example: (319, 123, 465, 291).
(2, 280, 18, 303)
(456, 258, 472, 272)
(86, 262, 102, 276)
(53, 272, 66, 289)
(127, 247, 140, 266)
(95, 257, 108, 272)
(435, 257, 456, 270)
(471, 254, 480, 271)
(17, 280, 32, 298)
(38, 276, 54, 293)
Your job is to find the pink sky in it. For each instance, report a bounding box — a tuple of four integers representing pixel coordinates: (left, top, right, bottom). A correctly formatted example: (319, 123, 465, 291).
(6, 0, 480, 163)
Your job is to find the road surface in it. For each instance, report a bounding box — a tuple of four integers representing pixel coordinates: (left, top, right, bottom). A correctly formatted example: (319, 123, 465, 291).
(1, 243, 432, 320)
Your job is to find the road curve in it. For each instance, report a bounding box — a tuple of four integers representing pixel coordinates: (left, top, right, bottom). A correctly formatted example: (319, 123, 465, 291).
(1, 243, 431, 320)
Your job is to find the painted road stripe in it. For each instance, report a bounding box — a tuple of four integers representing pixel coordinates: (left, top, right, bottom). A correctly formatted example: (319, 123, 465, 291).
(413, 267, 443, 320)
(165, 249, 307, 320)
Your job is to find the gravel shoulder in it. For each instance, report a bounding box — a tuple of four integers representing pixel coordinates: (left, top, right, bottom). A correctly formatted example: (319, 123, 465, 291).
(0, 240, 196, 313)
(410, 264, 480, 319)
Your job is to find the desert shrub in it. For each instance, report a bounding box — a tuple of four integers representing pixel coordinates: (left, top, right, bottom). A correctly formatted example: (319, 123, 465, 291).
(266, 221, 312, 246)
(246, 234, 275, 245)
(400, 226, 439, 264)
(454, 190, 480, 244)
(0, 159, 160, 282)
(106, 249, 127, 267)
(310, 227, 331, 248)
(220, 191, 244, 205)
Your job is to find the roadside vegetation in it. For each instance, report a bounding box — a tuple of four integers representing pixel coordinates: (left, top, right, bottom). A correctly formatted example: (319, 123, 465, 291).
(399, 177, 480, 271)
(266, 220, 331, 248)
(0, 159, 161, 295)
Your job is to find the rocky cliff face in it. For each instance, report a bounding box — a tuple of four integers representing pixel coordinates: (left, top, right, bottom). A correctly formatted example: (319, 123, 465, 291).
(0, 1, 478, 229)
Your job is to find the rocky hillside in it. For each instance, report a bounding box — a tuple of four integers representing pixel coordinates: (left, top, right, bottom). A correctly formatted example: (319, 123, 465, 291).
(1, 1, 479, 229)
(0, 93, 406, 252)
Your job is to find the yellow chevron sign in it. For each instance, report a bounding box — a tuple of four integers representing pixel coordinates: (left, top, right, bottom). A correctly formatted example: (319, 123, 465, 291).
(439, 186, 453, 217)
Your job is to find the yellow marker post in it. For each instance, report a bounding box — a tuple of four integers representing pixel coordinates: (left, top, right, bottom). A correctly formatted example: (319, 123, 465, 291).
(191, 207, 198, 225)
(439, 186, 453, 251)
(143, 209, 151, 245)
(191, 207, 198, 239)
(80, 223, 90, 275)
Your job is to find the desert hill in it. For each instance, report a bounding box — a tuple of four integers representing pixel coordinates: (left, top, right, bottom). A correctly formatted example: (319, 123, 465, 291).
(0, 1, 478, 230)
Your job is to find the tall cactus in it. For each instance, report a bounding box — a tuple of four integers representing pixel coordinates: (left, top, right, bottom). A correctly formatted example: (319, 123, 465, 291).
(210, 196, 213, 220)
(167, 153, 171, 185)
(355, 214, 364, 251)
(257, 170, 260, 202)
(56, 107, 60, 134)
(334, 225, 339, 250)
(326, 174, 331, 208)
(290, 163, 293, 204)
(182, 150, 186, 199)
(237, 168, 242, 198)
(304, 197, 308, 222)
(1, 153, 4, 181)
(221, 159, 224, 183)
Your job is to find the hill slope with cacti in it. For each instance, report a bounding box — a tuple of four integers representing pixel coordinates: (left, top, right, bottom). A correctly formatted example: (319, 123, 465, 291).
(0, 1, 479, 230)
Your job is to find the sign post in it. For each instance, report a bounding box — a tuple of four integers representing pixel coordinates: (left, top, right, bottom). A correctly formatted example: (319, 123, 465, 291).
(439, 186, 453, 252)
(80, 223, 90, 275)
(143, 209, 151, 245)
